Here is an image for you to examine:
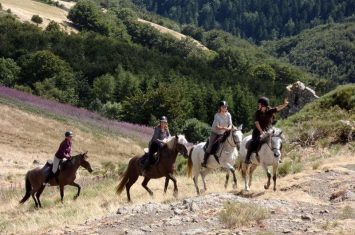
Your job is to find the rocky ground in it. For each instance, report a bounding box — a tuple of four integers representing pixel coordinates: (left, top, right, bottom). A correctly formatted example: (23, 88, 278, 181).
(49, 161, 355, 235)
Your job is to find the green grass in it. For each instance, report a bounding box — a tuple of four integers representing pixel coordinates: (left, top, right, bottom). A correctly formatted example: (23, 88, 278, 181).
(219, 201, 269, 227)
(339, 205, 355, 220)
(278, 160, 304, 177)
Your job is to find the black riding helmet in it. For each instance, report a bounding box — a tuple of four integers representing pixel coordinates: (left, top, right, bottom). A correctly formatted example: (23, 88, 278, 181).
(160, 116, 168, 122)
(219, 100, 228, 107)
(65, 131, 73, 137)
(258, 97, 269, 107)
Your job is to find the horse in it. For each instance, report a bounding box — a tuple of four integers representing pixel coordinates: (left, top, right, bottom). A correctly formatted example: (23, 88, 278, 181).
(19, 152, 93, 208)
(187, 125, 243, 195)
(116, 135, 188, 202)
(238, 128, 283, 192)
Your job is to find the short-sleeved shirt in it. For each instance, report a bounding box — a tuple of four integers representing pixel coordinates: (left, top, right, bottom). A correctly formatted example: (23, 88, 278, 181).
(149, 127, 171, 147)
(212, 112, 232, 135)
(255, 108, 277, 131)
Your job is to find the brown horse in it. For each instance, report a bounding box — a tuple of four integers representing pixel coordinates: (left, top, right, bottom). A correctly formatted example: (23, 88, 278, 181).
(19, 152, 93, 208)
(116, 135, 188, 202)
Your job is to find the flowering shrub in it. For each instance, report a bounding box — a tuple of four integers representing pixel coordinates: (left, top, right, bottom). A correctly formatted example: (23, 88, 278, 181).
(0, 86, 152, 142)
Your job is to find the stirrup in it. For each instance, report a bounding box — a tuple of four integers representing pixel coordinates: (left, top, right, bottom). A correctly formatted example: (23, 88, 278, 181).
(201, 162, 207, 168)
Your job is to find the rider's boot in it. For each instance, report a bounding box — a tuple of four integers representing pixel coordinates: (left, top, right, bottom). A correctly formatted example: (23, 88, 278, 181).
(201, 152, 209, 168)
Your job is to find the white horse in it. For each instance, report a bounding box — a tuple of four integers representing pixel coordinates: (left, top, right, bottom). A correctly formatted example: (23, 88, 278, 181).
(238, 128, 283, 192)
(187, 125, 243, 195)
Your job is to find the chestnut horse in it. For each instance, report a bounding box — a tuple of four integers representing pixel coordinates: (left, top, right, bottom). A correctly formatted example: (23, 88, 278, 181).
(116, 135, 188, 202)
(19, 152, 93, 208)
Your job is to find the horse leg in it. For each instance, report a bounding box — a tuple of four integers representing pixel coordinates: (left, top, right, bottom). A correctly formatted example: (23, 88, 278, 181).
(242, 164, 250, 191)
(60, 185, 65, 203)
(230, 168, 238, 189)
(273, 165, 278, 191)
(248, 164, 258, 188)
(168, 173, 178, 197)
(70, 182, 81, 200)
(126, 175, 138, 203)
(31, 191, 38, 208)
(224, 170, 229, 189)
(36, 185, 45, 208)
(141, 177, 153, 196)
(164, 177, 169, 194)
(193, 175, 200, 195)
(263, 165, 271, 190)
(201, 170, 209, 192)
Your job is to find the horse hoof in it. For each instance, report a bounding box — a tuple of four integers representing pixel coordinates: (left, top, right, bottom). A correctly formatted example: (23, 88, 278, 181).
(224, 184, 228, 189)
(173, 191, 178, 198)
(273, 188, 276, 192)
(233, 184, 237, 189)
(264, 185, 270, 190)
(73, 196, 78, 200)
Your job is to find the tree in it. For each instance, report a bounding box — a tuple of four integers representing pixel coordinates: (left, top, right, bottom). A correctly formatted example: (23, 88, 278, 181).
(31, 15, 43, 25)
(181, 118, 210, 143)
(93, 74, 115, 103)
(0, 58, 21, 86)
(46, 21, 61, 32)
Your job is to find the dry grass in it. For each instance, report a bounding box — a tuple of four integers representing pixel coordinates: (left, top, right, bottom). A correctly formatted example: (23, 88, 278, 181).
(0, 0, 76, 32)
(219, 201, 269, 227)
(137, 18, 209, 51)
(0, 171, 237, 234)
(0, 103, 142, 186)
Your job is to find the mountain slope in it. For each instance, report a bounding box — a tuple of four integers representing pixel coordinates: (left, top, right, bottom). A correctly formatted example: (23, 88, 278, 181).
(264, 20, 355, 84)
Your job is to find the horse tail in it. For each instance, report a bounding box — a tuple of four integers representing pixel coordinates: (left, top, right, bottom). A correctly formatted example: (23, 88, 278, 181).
(19, 175, 31, 204)
(187, 147, 194, 178)
(116, 159, 133, 196)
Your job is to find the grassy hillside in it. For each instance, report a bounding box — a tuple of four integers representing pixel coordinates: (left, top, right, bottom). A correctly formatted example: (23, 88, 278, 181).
(264, 19, 355, 84)
(0, 0, 77, 32)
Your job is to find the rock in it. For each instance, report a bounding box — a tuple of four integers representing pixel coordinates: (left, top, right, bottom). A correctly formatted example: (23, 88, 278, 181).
(140, 226, 153, 232)
(174, 208, 184, 215)
(301, 214, 313, 221)
(320, 209, 329, 214)
(125, 229, 145, 235)
(283, 229, 292, 234)
(116, 207, 129, 215)
(180, 228, 207, 235)
(280, 81, 319, 118)
(189, 202, 198, 212)
(33, 160, 40, 164)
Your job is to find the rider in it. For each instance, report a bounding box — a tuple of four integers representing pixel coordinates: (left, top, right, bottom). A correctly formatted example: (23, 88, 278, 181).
(44, 131, 73, 185)
(202, 100, 232, 168)
(244, 97, 288, 164)
(142, 116, 171, 172)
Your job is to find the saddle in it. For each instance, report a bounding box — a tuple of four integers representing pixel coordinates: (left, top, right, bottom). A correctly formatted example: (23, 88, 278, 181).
(246, 135, 269, 160)
(203, 132, 230, 163)
(42, 159, 70, 176)
(140, 151, 160, 168)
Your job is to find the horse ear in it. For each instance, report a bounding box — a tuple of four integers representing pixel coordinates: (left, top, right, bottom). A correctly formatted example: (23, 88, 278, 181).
(237, 124, 243, 131)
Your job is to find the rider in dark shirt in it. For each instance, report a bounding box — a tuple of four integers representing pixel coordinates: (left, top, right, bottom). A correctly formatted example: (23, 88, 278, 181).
(245, 97, 288, 164)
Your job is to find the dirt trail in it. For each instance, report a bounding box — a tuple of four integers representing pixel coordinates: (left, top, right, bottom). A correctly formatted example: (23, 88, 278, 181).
(50, 155, 355, 235)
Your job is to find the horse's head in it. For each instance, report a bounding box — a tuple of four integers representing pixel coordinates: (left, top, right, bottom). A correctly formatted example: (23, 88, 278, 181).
(166, 134, 189, 158)
(228, 124, 243, 151)
(78, 151, 93, 173)
(270, 128, 283, 158)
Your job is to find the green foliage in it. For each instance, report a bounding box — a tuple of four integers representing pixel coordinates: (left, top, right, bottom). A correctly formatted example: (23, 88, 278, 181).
(0, 58, 20, 86)
(133, 0, 354, 42)
(175, 156, 187, 176)
(93, 74, 115, 103)
(181, 118, 210, 143)
(68, 0, 130, 40)
(279, 84, 355, 147)
(278, 160, 304, 177)
(101, 102, 122, 120)
(45, 21, 61, 32)
(264, 21, 355, 84)
(31, 15, 43, 24)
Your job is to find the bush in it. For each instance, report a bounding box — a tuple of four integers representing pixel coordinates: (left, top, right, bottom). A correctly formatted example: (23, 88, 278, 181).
(175, 156, 187, 175)
(102, 102, 122, 120)
(278, 160, 304, 177)
(0, 58, 21, 86)
(31, 15, 43, 24)
(181, 118, 210, 143)
(219, 201, 269, 227)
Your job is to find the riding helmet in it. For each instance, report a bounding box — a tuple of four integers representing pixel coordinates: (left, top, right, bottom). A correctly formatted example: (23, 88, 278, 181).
(219, 100, 228, 107)
(258, 97, 269, 107)
(65, 131, 73, 137)
(160, 116, 168, 122)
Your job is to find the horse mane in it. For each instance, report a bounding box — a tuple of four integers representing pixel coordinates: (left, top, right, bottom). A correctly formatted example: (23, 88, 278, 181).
(164, 135, 188, 149)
